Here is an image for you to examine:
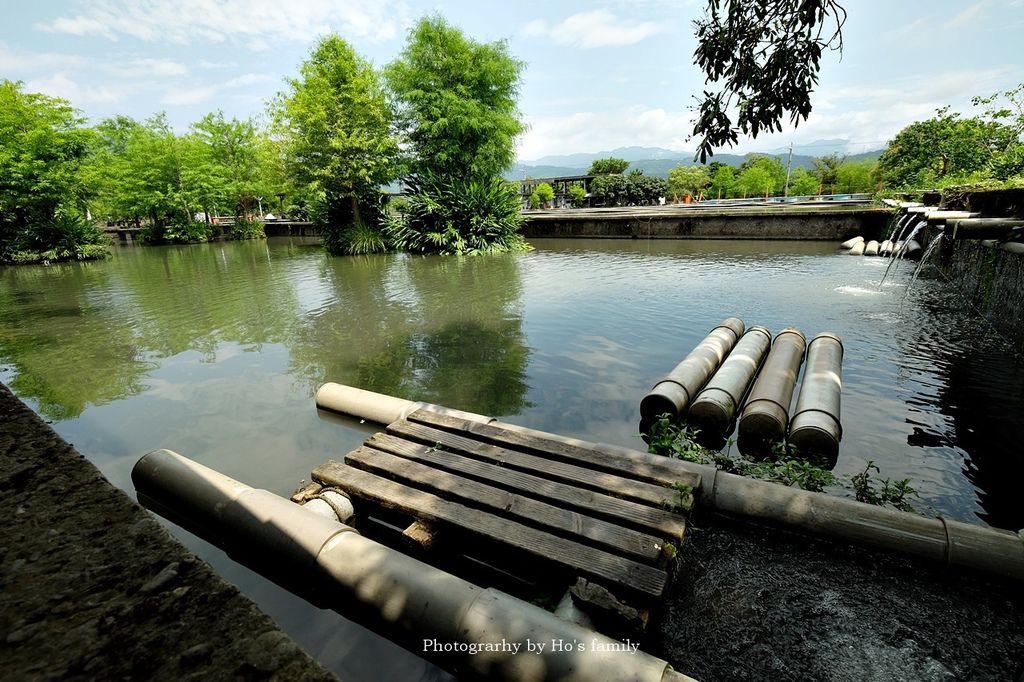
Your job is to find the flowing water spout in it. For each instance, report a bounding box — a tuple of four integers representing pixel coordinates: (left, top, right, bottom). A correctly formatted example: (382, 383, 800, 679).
(879, 218, 927, 288)
(903, 232, 945, 301)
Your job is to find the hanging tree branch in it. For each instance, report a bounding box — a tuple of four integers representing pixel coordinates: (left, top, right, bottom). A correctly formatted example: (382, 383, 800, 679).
(691, 0, 847, 162)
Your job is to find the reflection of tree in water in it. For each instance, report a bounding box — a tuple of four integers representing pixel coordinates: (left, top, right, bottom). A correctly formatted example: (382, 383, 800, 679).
(290, 252, 531, 416)
(0, 262, 153, 420)
(0, 240, 306, 419)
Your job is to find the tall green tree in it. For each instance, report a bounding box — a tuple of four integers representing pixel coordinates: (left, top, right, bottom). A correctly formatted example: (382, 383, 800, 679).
(383, 17, 528, 255)
(709, 165, 736, 198)
(192, 111, 264, 217)
(876, 107, 1016, 188)
(275, 34, 398, 253)
(835, 159, 877, 193)
(788, 167, 819, 196)
(667, 165, 711, 199)
(386, 16, 525, 181)
(812, 153, 845, 194)
(588, 157, 630, 175)
(0, 80, 95, 257)
(737, 155, 786, 196)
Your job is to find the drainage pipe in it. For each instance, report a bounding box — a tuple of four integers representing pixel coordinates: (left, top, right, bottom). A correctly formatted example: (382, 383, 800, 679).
(981, 239, 1024, 255)
(737, 328, 806, 457)
(314, 383, 1024, 582)
(788, 333, 844, 468)
(848, 241, 865, 255)
(879, 239, 893, 256)
(839, 236, 863, 250)
(132, 449, 693, 682)
(949, 219, 1024, 240)
(688, 326, 772, 440)
(864, 240, 880, 256)
(639, 317, 745, 421)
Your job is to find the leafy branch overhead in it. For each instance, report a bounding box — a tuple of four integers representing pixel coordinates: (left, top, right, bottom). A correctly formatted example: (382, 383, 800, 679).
(691, 0, 847, 162)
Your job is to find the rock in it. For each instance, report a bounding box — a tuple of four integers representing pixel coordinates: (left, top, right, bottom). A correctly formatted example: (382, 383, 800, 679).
(180, 644, 212, 667)
(139, 562, 179, 594)
(6, 621, 43, 644)
(244, 631, 301, 673)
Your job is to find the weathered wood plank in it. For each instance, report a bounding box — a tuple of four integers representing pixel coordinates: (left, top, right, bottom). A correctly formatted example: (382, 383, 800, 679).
(408, 408, 700, 489)
(312, 461, 667, 600)
(362, 433, 687, 539)
(344, 445, 663, 562)
(387, 419, 690, 511)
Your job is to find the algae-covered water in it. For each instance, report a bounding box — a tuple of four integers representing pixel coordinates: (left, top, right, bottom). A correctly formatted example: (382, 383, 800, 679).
(2, 236, 1022, 680)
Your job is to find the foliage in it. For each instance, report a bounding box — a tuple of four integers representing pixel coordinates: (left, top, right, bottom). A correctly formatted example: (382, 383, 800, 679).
(534, 182, 554, 206)
(2, 211, 110, 264)
(528, 191, 541, 209)
(645, 416, 923, 504)
(691, 0, 847, 161)
(708, 165, 736, 198)
(835, 159, 878, 193)
(588, 157, 630, 175)
(386, 16, 524, 182)
(0, 80, 94, 258)
(590, 170, 667, 206)
(788, 167, 819, 196)
(667, 165, 711, 199)
(192, 111, 266, 217)
(229, 216, 265, 240)
(339, 222, 389, 255)
(876, 107, 1016, 189)
(383, 173, 529, 255)
(568, 184, 587, 207)
(850, 461, 918, 512)
(737, 155, 786, 197)
(274, 34, 399, 252)
(143, 219, 214, 245)
(812, 153, 845, 193)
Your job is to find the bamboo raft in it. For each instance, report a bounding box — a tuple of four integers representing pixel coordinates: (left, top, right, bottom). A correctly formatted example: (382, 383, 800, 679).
(304, 407, 700, 620)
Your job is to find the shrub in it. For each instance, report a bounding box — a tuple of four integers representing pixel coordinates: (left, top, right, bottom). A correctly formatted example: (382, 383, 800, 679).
(141, 220, 213, 245)
(230, 217, 265, 240)
(529, 191, 541, 209)
(2, 212, 110, 264)
(568, 184, 587, 207)
(534, 182, 554, 207)
(384, 173, 530, 255)
(340, 223, 388, 255)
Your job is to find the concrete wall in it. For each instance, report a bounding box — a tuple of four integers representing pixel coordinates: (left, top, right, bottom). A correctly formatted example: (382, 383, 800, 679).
(942, 240, 1024, 354)
(523, 208, 889, 241)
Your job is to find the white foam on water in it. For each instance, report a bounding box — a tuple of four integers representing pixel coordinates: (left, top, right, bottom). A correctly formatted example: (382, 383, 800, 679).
(835, 285, 885, 296)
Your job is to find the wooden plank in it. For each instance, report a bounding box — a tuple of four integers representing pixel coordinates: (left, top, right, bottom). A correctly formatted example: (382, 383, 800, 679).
(408, 408, 700, 490)
(312, 461, 667, 600)
(362, 433, 687, 539)
(344, 446, 663, 562)
(386, 419, 690, 511)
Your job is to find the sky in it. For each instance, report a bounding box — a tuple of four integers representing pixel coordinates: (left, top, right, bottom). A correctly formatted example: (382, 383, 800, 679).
(2, 0, 1022, 161)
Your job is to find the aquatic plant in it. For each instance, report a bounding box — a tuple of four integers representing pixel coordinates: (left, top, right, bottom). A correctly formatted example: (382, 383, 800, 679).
(850, 461, 917, 512)
(3, 212, 111, 264)
(229, 217, 266, 240)
(384, 173, 530, 255)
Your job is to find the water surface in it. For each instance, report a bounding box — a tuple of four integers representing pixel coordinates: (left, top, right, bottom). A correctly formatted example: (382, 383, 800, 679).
(2, 236, 1022, 679)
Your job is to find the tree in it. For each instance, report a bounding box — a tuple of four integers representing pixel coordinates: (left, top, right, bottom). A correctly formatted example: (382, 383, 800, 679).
(588, 157, 630, 175)
(192, 111, 264, 218)
(534, 182, 554, 207)
(667, 165, 711, 200)
(973, 82, 1024, 180)
(590, 171, 666, 206)
(568, 184, 587, 208)
(0, 80, 98, 260)
(788, 167, 819, 196)
(812, 153, 845, 194)
(876, 107, 1016, 189)
(835, 159, 877, 194)
(709, 165, 736, 199)
(738, 155, 786, 196)
(387, 16, 524, 182)
(691, 0, 847, 161)
(275, 34, 398, 253)
(383, 17, 528, 255)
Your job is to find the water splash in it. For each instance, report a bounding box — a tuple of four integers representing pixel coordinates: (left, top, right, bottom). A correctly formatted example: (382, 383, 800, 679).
(903, 232, 945, 301)
(879, 218, 927, 288)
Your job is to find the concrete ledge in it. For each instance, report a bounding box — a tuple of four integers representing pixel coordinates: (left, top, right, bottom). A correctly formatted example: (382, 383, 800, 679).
(523, 205, 891, 241)
(0, 382, 337, 682)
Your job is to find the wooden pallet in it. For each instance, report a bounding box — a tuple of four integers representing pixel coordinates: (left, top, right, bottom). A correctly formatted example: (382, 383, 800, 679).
(312, 408, 699, 606)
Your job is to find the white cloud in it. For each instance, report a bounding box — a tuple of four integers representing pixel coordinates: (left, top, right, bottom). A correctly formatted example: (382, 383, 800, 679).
(523, 10, 667, 48)
(944, 2, 985, 29)
(518, 107, 695, 160)
(23, 73, 130, 104)
(0, 43, 85, 72)
(109, 58, 189, 78)
(37, 0, 407, 46)
(159, 73, 274, 106)
(0, 42, 187, 79)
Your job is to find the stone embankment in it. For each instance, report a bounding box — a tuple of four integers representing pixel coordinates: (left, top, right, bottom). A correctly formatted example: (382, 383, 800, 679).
(0, 382, 337, 681)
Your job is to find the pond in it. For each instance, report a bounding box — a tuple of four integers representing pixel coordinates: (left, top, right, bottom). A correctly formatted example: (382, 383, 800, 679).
(2, 236, 1022, 680)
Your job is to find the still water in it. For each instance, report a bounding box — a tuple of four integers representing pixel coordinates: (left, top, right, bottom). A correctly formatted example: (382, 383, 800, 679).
(2, 236, 1022, 679)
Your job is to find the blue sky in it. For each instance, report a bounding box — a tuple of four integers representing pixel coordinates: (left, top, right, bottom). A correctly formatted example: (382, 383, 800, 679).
(2, 0, 1022, 161)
